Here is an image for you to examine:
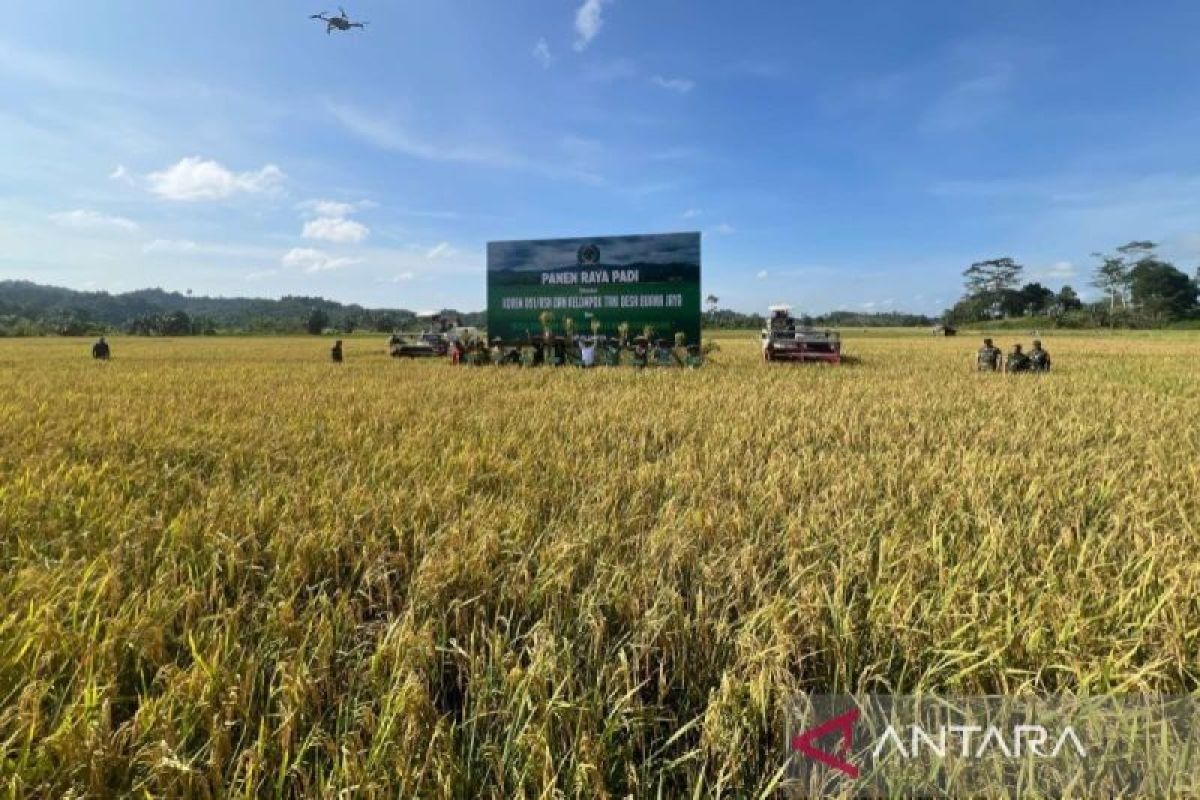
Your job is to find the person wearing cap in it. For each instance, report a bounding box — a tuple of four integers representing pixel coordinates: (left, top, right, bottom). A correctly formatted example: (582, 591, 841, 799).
(603, 338, 621, 366)
(91, 336, 111, 360)
(331, 339, 344, 363)
(975, 338, 1001, 371)
(1029, 339, 1051, 372)
(1004, 343, 1031, 373)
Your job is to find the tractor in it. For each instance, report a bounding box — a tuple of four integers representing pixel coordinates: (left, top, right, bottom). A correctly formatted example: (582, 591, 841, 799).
(760, 305, 842, 364)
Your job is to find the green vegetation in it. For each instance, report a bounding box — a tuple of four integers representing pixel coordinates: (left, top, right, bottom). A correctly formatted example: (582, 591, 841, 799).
(944, 242, 1200, 329)
(0, 281, 484, 337)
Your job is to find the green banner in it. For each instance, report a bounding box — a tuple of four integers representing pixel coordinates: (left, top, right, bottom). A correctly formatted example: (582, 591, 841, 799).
(487, 232, 701, 344)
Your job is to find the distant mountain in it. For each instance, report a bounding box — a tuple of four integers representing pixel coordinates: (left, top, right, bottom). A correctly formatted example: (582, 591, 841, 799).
(0, 280, 484, 336)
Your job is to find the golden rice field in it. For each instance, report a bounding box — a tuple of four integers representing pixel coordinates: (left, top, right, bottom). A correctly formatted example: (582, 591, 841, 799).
(2, 331, 1199, 798)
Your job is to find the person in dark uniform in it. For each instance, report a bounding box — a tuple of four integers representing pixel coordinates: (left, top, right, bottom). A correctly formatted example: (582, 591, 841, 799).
(1004, 343, 1031, 373)
(331, 340, 344, 363)
(91, 336, 111, 360)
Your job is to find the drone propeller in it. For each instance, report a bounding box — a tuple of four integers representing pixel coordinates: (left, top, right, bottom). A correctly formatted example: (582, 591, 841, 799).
(310, 12, 327, 19)
(339, 5, 348, 18)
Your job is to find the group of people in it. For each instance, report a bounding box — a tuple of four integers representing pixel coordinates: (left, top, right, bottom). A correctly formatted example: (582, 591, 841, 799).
(975, 338, 1052, 373)
(452, 336, 704, 369)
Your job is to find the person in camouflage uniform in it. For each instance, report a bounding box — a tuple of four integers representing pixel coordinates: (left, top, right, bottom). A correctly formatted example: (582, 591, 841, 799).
(1028, 339, 1051, 372)
(602, 338, 622, 367)
(976, 338, 1002, 372)
(631, 339, 649, 369)
(1004, 343, 1031, 373)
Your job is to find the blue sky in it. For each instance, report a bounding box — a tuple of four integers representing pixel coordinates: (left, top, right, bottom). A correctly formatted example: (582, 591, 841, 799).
(2, 1, 1199, 315)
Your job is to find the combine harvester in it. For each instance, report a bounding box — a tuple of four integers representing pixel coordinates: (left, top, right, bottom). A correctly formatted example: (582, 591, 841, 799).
(760, 305, 843, 364)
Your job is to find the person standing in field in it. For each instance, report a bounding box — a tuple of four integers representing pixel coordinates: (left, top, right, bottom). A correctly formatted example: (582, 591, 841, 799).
(631, 338, 648, 369)
(976, 338, 1001, 371)
(91, 336, 110, 360)
(1029, 339, 1052, 372)
(331, 340, 344, 363)
(603, 338, 621, 366)
(579, 337, 597, 368)
(1004, 343, 1031, 373)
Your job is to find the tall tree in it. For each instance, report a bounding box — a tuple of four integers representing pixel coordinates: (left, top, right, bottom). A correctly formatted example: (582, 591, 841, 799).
(1091, 253, 1131, 311)
(962, 258, 1024, 316)
(1014, 282, 1055, 316)
(1116, 240, 1157, 260)
(1129, 259, 1199, 320)
(1055, 285, 1082, 312)
(705, 294, 719, 319)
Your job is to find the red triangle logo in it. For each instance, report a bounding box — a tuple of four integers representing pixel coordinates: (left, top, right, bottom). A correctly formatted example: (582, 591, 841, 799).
(791, 708, 861, 778)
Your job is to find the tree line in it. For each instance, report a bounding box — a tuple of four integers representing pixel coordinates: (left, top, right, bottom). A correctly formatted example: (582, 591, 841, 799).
(702, 295, 935, 329)
(944, 242, 1199, 327)
(0, 281, 484, 337)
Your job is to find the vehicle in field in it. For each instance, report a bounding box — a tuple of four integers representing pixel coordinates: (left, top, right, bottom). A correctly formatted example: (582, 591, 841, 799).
(389, 332, 449, 358)
(761, 305, 842, 364)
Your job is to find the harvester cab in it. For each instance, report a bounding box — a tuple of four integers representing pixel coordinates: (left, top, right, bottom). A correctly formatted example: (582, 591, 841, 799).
(761, 305, 842, 364)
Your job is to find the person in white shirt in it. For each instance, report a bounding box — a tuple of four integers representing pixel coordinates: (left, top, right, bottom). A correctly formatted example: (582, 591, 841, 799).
(579, 338, 597, 368)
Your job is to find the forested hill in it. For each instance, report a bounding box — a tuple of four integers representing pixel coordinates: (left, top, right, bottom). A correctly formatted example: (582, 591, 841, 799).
(0, 281, 484, 336)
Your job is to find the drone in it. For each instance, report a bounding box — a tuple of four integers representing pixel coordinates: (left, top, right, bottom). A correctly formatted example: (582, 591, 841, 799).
(310, 7, 368, 34)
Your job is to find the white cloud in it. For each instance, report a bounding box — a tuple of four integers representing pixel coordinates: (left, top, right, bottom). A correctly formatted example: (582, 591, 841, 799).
(681, 208, 703, 219)
(922, 62, 1015, 133)
(712, 222, 735, 235)
(299, 200, 353, 218)
(146, 157, 285, 201)
(328, 103, 519, 167)
(533, 38, 552, 69)
(756, 270, 769, 280)
(651, 75, 695, 94)
(281, 248, 360, 274)
(303, 217, 370, 244)
(1036, 261, 1077, 279)
(426, 242, 456, 259)
(328, 102, 603, 184)
(392, 271, 416, 282)
(861, 301, 877, 310)
(109, 165, 135, 185)
(50, 209, 139, 233)
(298, 199, 376, 218)
(574, 0, 612, 52)
(245, 269, 279, 281)
(143, 239, 198, 254)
